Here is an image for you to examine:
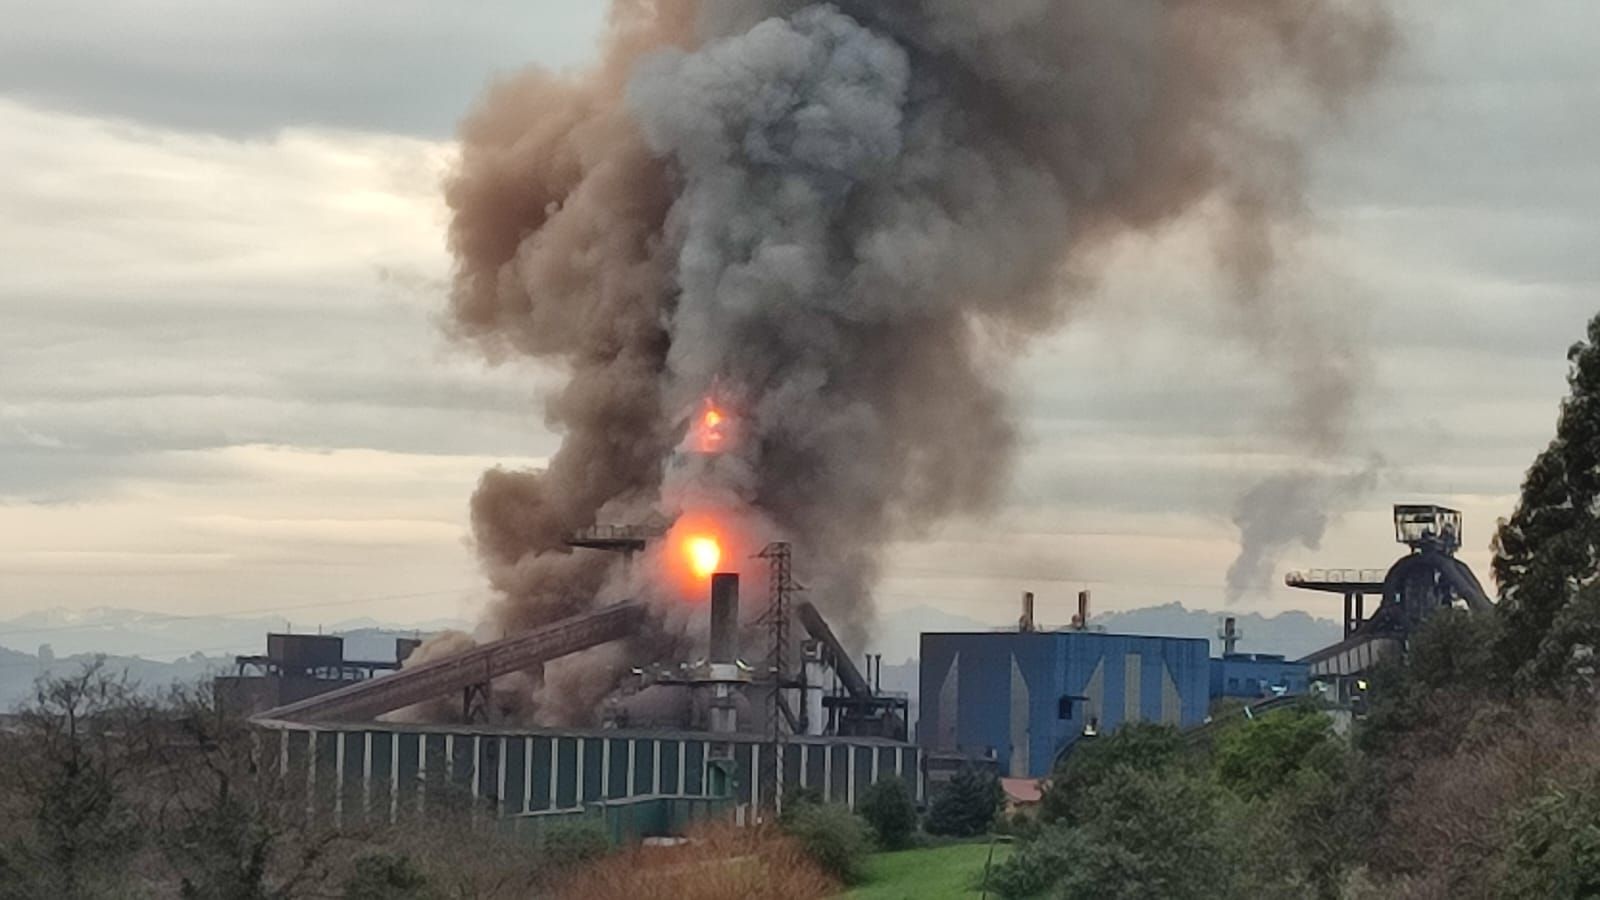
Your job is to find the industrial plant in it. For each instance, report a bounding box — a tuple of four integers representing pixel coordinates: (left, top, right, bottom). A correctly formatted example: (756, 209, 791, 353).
(231, 540, 916, 839)
(915, 503, 1495, 782)
(211, 502, 1498, 841)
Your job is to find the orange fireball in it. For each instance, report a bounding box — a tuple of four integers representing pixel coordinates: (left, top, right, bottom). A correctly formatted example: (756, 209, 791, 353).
(662, 511, 749, 601)
(691, 401, 730, 454)
(685, 535, 722, 578)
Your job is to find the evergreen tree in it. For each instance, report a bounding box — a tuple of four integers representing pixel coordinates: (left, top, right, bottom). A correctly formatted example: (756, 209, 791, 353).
(925, 764, 1001, 837)
(857, 776, 918, 850)
(1493, 311, 1600, 686)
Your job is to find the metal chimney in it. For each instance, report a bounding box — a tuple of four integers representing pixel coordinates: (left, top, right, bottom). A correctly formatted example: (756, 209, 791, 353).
(1019, 591, 1036, 632)
(710, 573, 739, 664)
(1219, 616, 1241, 656)
(1073, 589, 1091, 630)
(704, 572, 743, 737)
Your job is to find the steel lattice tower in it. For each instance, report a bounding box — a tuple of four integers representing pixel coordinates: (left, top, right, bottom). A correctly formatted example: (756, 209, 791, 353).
(757, 542, 799, 818)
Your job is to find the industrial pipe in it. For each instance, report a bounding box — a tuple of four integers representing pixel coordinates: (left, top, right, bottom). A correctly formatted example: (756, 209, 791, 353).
(796, 601, 872, 699)
(710, 573, 739, 664)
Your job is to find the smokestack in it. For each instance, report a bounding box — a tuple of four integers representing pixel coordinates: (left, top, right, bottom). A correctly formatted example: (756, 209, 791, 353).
(1019, 591, 1036, 633)
(710, 573, 739, 664)
(1072, 590, 1091, 630)
(1220, 616, 1242, 656)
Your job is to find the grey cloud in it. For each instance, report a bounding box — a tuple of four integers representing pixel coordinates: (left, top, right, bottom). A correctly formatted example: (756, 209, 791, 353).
(1, 0, 1597, 631)
(0, 289, 562, 503)
(0, 0, 607, 137)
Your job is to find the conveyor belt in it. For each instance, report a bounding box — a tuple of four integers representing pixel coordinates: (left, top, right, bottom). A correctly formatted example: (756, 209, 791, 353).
(255, 602, 647, 724)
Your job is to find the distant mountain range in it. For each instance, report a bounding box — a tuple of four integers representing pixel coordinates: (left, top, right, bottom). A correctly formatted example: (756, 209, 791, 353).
(0, 601, 1340, 714)
(0, 608, 463, 712)
(0, 606, 462, 663)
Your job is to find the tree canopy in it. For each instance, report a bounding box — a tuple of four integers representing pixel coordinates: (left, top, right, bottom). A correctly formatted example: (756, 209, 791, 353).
(925, 764, 1001, 838)
(1040, 722, 1185, 825)
(1494, 311, 1600, 686)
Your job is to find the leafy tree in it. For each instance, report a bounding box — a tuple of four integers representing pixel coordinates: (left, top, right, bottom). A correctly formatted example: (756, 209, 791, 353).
(0, 661, 145, 898)
(1494, 311, 1600, 687)
(1040, 722, 1184, 825)
(151, 683, 338, 900)
(1521, 581, 1600, 697)
(1230, 755, 1379, 900)
(1500, 776, 1600, 899)
(1406, 607, 1504, 693)
(1214, 704, 1337, 799)
(996, 766, 1234, 900)
(1358, 609, 1505, 760)
(857, 775, 917, 850)
(784, 803, 872, 885)
(925, 764, 1001, 837)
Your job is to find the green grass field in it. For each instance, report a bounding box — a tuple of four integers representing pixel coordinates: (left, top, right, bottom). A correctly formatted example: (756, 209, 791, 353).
(843, 841, 1012, 900)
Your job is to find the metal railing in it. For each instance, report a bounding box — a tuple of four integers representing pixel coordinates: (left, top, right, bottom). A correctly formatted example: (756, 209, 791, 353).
(566, 523, 666, 543)
(1285, 568, 1386, 587)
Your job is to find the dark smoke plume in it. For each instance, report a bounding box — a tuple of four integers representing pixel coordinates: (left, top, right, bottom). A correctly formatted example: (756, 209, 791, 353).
(437, 0, 1392, 723)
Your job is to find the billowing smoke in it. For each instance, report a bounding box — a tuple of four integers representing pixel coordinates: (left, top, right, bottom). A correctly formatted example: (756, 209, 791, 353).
(437, 0, 1392, 723)
(1225, 462, 1381, 602)
(1222, 348, 1381, 603)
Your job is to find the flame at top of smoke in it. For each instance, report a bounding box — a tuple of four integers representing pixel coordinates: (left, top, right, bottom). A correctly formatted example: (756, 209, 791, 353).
(689, 399, 731, 455)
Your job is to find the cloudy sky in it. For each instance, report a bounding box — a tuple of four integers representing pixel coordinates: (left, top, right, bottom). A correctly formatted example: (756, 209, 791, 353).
(0, 1, 1594, 648)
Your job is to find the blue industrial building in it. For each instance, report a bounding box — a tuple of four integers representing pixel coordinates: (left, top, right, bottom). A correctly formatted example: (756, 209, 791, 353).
(918, 631, 1211, 779)
(1210, 653, 1309, 700)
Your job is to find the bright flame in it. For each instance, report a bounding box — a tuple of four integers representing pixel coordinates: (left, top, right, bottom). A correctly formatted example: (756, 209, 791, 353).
(686, 535, 722, 579)
(691, 401, 730, 454)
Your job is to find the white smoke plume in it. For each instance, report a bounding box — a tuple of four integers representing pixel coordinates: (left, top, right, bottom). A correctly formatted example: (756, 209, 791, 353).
(434, 0, 1393, 724)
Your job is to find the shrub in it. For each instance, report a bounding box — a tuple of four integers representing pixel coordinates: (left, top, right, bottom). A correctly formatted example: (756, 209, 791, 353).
(556, 824, 836, 900)
(779, 784, 823, 827)
(343, 853, 432, 900)
(993, 809, 1040, 841)
(997, 765, 1234, 899)
(926, 765, 1001, 837)
(1214, 705, 1337, 799)
(1500, 776, 1600, 899)
(784, 802, 872, 885)
(858, 776, 918, 850)
(540, 820, 610, 869)
(989, 825, 1080, 898)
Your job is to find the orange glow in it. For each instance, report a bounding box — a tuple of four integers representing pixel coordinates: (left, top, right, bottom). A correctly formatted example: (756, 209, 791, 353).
(690, 401, 730, 454)
(662, 507, 756, 601)
(685, 535, 722, 579)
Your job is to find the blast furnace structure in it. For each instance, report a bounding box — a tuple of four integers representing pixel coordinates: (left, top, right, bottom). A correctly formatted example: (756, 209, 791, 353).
(1289, 504, 1494, 685)
(249, 564, 918, 839)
